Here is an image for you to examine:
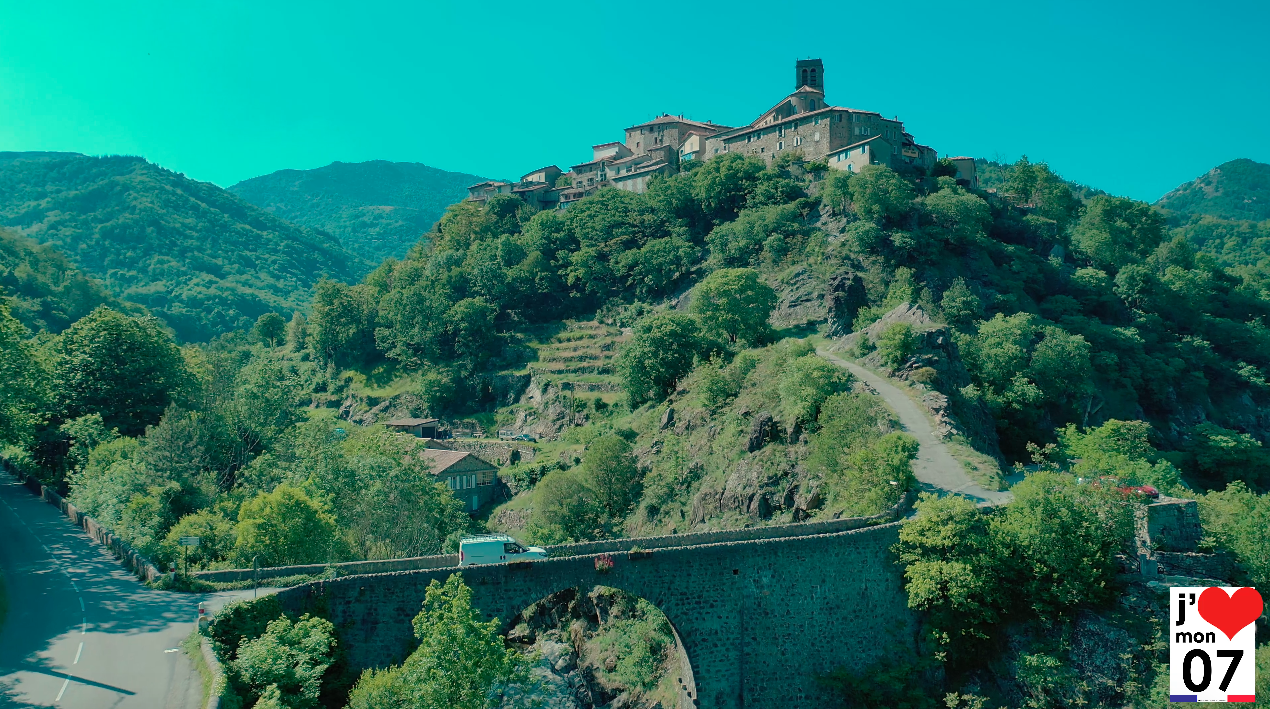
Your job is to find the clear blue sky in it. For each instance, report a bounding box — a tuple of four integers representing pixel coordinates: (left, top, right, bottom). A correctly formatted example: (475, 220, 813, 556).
(2, 0, 1266, 201)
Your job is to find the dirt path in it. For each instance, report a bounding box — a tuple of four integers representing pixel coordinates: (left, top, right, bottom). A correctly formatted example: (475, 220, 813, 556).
(817, 349, 1012, 506)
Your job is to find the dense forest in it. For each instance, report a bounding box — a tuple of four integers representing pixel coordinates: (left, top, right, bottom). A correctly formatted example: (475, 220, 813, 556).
(3, 153, 1269, 708)
(229, 160, 488, 262)
(0, 153, 371, 341)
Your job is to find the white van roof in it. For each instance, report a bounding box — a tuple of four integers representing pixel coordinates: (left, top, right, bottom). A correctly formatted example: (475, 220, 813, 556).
(460, 534, 515, 544)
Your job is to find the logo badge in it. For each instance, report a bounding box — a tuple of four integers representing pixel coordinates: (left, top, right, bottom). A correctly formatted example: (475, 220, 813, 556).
(1170, 586, 1262, 702)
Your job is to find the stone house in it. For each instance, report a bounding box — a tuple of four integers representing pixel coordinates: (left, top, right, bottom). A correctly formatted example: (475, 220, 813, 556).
(418, 448, 498, 512)
(949, 156, 979, 189)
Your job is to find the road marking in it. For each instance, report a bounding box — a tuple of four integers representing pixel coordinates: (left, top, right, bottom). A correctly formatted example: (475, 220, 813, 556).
(55, 675, 71, 702)
(74, 642, 83, 664)
(81, 618, 87, 634)
(78, 597, 84, 612)
(164, 648, 180, 653)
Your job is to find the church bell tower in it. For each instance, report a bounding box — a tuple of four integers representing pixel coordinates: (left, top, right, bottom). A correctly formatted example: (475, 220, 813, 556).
(795, 58, 824, 92)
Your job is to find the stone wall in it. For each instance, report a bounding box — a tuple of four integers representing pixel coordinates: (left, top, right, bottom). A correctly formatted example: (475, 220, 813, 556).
(1146, 496, 1202, 552)
(274, 522, 917, 709)
(2, 458, 163, 583)
(428, 439, 537, 466)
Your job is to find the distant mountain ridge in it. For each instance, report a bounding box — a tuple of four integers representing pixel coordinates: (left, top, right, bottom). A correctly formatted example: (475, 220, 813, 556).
(0, 153, 372, 342)
(229, 160, 488, 261)
(1156, 158, 1270, 222)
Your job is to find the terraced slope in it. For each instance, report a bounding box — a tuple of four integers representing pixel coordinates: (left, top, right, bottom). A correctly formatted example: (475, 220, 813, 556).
(527, 320, 629, 394)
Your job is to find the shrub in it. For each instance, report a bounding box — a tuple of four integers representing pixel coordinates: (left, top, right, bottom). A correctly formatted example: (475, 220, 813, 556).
(876, 322, 917, 369)
(232, 613, 336, 709)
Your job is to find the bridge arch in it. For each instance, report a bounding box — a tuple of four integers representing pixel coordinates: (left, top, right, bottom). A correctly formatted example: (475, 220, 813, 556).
(276, 521, 917, 709)
(508, 584, 699, 708)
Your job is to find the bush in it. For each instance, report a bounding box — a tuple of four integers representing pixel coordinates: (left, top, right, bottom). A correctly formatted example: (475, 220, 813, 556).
(344, 575, 527, 709)
(206, 596, 286, 663)
(232, 613, 336, 709)
(777, 354, 852, 429)
(616, 312, 704, 407)
(876, 322, 916, 369)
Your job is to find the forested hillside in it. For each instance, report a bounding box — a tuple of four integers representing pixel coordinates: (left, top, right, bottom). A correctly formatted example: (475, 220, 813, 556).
(4, 150, 1270, 709)
(229, 160, 488, 261)
(1157, 158, 1270, 222)
(0, 153, 372, 341)
(1156, 159, 1270, 299)
(0, 227, 131, 333)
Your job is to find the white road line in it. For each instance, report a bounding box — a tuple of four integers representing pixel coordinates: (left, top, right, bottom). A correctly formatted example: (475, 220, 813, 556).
(74, 642, 83, 664)
(55, 675, 71, 702)
(82, 618, 87, 634)
(78, 597, 84, 611)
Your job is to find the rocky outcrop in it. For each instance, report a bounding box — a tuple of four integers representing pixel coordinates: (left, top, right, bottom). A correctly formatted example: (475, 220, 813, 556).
(746, 412, 775, 452)
(825, 271, 868, 337)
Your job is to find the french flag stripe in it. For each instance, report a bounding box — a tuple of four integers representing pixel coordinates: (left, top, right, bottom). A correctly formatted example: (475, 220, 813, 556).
(1168, 696, 1197, 702)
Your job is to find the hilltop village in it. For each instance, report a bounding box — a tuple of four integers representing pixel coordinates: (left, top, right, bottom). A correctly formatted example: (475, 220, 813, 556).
(466, 58, 978, 208)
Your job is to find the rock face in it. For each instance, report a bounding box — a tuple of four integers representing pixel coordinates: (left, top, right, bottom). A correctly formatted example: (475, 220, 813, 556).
(825, 271, 868, 337)
(746, 412, 775, 453)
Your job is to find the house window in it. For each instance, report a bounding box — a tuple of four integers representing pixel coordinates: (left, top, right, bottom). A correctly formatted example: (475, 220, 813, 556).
(810, 68, 817, 86)
(810, 99, 817, 110)
(777, 141, 784, 150)
(814, 131, 820, 141)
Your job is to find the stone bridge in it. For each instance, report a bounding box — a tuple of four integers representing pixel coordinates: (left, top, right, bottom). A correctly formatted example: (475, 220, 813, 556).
(274, 519, 918, 709)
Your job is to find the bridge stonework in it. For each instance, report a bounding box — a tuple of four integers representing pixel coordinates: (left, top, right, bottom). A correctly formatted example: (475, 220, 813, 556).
(274, 522, 917, 709)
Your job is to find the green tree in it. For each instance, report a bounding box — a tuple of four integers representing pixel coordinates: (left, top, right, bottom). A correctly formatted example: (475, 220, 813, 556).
(821, 170, 853, 214)
(1070, 195, 1166, 273)
(991, 471, 1132, 615)
(777, 354, 852, 428)
(0, 303, 49, 446)
(253, 312, 286, 347)
(1196, 482, 1270, 592)
(616, 312, 704, 406)
(876, 322, 917, 369)
(232, 484, 343, 567)
(1189, 423, 1270, 489)
(1057, 420, 1184, 492)
(161, 510, 235, 571)
(285, 312, 308, 351)
(822, 433, 918, 516)
(309, 279, 379, 367)
(847, 165, 916, 224)
(526, 468, 603, 544)
(53, 306, 189, 436)
(580, 434, 641, 520)
(895, 494, 1001, 659)
(939, 278, 983, 331)
(233, 613, 336, 709)
(705, 204, 806, 268)
(346, 575, 527, 709)
(689, 268, 776, 346)
(691, 153, 766, 223)
(1003, 155, 1038, 204)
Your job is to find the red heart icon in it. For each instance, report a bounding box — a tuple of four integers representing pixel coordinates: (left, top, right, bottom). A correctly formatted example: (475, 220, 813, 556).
(1197, 587, 1264, 641)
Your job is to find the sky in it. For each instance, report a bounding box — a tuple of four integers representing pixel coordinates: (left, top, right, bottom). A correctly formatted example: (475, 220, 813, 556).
(2, 0, 1267, 202)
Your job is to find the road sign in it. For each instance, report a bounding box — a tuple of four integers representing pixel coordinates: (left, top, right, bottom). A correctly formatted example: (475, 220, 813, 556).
(179, 536, 201, 547)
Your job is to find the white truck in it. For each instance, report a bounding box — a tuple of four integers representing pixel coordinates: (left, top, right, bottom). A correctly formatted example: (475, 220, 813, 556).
(458, 534, 548, 566)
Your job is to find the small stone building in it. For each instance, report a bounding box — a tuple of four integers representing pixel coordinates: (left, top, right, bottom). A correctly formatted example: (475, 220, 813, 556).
(419, 448, 498, 512)
(384, 417, 439, 438)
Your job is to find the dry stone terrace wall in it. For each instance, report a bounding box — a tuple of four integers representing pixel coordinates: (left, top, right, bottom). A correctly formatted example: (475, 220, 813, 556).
(274, 522, 917, 709)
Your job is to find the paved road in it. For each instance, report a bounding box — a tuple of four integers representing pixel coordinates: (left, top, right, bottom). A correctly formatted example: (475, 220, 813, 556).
(818, 349, 1013, 506)
(0, 479, 256, 708)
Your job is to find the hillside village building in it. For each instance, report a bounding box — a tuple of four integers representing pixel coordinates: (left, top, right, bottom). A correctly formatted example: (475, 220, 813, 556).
(467, 58, 973, 207)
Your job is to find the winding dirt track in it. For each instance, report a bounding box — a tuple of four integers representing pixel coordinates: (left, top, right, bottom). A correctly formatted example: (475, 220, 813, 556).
(817, 349, 1012, 506)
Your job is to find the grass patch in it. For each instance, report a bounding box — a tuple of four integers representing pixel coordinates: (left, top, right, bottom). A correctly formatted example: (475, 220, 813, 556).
(182, 630, 214, 709)
(947, 438, 1007, 491)
(200, 571, 338, 592)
